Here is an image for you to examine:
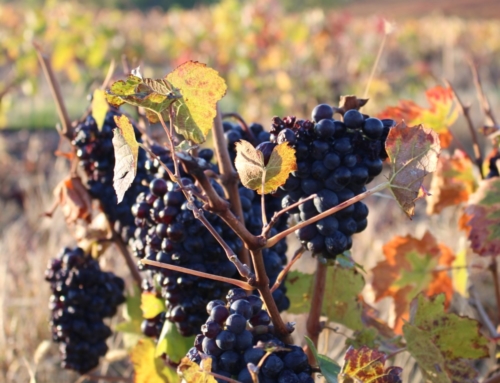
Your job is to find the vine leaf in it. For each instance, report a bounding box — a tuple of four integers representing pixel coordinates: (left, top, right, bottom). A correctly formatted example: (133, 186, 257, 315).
(106, 71, 180, 116)
(305, 336, 340, 383)
(403, 294, 489, 383)
(339, 346, 402, 383)
(386, 122, 440, 218)
(165, 61, 227, 143)
(91, 89, 109, 131)
(141, 292, 166, 320)
(130, 338, 178, 383)
(112, 115, 139, 203)
(462, 177, 500, 256)
(156, 320, 195, 363)
(178, 357, 217, 383)
(426, 150, 477, 215)
(234, 140, 297, 194)
(48, 176, 92, 224)
(286, 266, 364, 331)
(378, 86, 457, 148)
(372, 231, 454, 334)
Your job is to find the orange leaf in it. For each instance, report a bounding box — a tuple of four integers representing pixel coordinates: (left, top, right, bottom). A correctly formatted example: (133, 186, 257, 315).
(371, 231, 455, 333)
(378, 86, 457, 148)
(463, 177, 500, 256)
(49, 176, 92, 224)
(340, 346, 402, 383)
(130, 339, 177, 383)
(426, 150, 477, 215)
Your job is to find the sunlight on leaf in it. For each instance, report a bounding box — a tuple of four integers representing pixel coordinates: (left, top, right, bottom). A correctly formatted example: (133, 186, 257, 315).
(234, 140, 297, 194)
(141, 292, 166, 320)
(91, 89, 109, 131)
(166, 61, 227, 144)
(131, 339, 178, 383)
(156, 321, 195, 363)
(112, 115, 139, 203)
(178, 357, 217, 383)
(386, 122, 440, 218)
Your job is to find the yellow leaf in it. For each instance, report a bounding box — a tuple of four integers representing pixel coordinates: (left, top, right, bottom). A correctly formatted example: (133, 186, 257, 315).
(234, 140, 297, 195)
(178, 357, 217, 383)
(166, 61, 227, 143)
(141, 292, 166, 320)
(112, 115, 139, 203)
(92, 89, 109, 131)
(131, 339, 178, 383)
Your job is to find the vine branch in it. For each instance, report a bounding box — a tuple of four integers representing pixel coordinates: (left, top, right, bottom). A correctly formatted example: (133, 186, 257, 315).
(468, 58, 498, 128)
(112, 230, 142, 287)
(33, 42, 73, 140)
(305, 259, 327, 363)
(489, 258, 500, 324)
(445, 79, 484, 179)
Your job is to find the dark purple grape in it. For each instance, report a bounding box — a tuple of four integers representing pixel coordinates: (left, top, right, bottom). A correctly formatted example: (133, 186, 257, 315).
(226, 314, 247, 334)
(256, 142, 277, 165)
(312, 104, 334, 122)
(343, 109, 364, 128)
(215, 330, 236, 350)
(230, 300, 253, 320)
(362, 118, 384, 139)
(314, 119, 336, 139)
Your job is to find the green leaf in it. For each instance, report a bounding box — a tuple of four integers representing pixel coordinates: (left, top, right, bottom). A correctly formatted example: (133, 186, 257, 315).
(385, 122, 440, 218)
(115, 286, 143, 349)
(305, 336, 340, 383)
(91, 89, 109, 131)
(403, 294, 490, 383)
(141, 292, 166, 320)
(286, 267, 364, 331)
(112, 115, 139, 203)
(156, 320, 195, 363)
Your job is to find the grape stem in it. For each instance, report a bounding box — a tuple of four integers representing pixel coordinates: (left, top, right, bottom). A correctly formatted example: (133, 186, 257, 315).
(270, 247, 305, 293)
(265, 182, 390, 248)
(305, 259, 327, 363)
(261, 193, 317, 238)
(141, 259, 253, 290)
(213, 105, 251, 267)
(468, 285, 499, 339)
(468, 57, 498, 129)
(250, 249, 294, 344)
(33, 42, 73, 140)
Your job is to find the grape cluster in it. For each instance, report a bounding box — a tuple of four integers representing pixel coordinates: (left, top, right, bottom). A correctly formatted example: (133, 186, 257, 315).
(270, 105, 395, 259)
(72, 109, 150, 241)
(186, 289, 313, 383)
(134, 121, 291, 337)
(45, 247, 125, 374)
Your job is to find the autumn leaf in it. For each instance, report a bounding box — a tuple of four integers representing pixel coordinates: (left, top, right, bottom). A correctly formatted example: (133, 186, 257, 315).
(130, 339, 178, 383)
(286, 266, 364, 331)
(166, 61, 227, 143)
(386, 122, 440, 218)
(106, 71, 180, 116)
(141, 292, 166, 320)
(340, 346, 402, 383)
(305, 337, 340, 383)
(426, 150, 477, 215)
(462, 177, 500, 257)
(48, 176, 92, 224)
(234, 140, 297, 194)
(378, 86, 457, 148)
(371, 231, 455, 334)
(156, 320, 194, 363)
(91, 89, 109, 131)
(112, 115, 139, 203)
(178, 357, 217, 383)
(403, 294, 489, 383)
